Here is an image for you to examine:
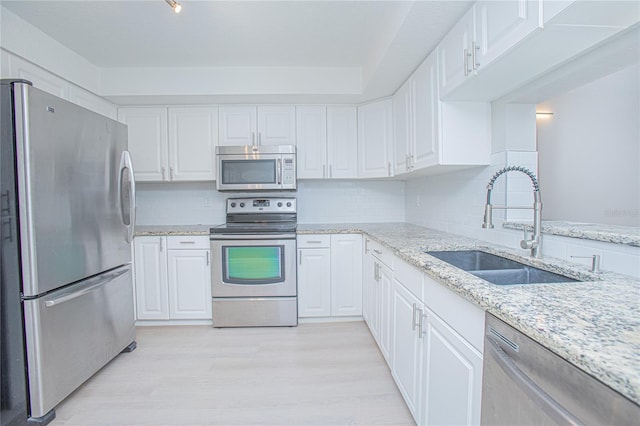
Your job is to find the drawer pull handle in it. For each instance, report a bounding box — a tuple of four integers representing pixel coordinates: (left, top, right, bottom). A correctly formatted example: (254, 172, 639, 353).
(373, 249, 382, 255)
(307, 240, 323, 244)
(179, 241, 196, 244)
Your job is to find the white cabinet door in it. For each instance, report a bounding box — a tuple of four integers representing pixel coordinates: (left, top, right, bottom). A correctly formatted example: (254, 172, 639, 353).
(117, 107, 168, 181)
(133, 237, 169, 320)
(327, 106, 358, 179)
(412, 52, 439, 170)
(438, 7, 475, 96)
(392, 281, 423, 422)
(393, 80, 411, 174)
(377, 260, 394, 365)
(296, 106, 327, 179)
(9, 55, 69, 99)
(168, 107, 218, 181)
(475, 0, 541, 68)
(358, 99, 393, 178)
(330, 234, 363, 316)
(258, 106, 296, 146)
(421, 311, 483, 426)
(219, 106, 257, 146)
(68, 85, 117, 119)
(167, 249, 212, 319)
(297, 247, 332, 317)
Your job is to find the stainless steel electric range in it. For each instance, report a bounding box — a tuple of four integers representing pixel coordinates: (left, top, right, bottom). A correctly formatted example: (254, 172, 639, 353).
(210, 197, 297, 327)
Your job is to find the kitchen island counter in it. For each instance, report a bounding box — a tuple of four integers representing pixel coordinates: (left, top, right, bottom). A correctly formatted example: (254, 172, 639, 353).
(298, 222, 640, 406)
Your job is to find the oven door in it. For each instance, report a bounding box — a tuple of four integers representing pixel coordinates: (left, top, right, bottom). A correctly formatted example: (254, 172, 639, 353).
(211, 235, 297, 297)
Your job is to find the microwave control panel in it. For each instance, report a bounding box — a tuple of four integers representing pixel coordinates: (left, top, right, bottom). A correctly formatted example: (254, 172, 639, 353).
(282, 158, 295, 185)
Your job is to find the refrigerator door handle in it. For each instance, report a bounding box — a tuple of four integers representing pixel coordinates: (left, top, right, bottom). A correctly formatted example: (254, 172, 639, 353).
(44, 268, 128, 308)
(119, 151, 136, 243)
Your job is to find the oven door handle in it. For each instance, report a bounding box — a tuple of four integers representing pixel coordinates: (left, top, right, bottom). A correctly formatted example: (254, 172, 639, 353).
(210, 233, 296, 241)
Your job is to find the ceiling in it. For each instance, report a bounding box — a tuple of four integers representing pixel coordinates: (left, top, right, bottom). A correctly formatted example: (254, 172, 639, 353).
(1, 0, 473, 103)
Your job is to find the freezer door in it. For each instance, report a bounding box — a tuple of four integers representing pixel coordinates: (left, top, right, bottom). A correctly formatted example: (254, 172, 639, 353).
(23, 265, 135, 418)
(13, 83, 133, 296)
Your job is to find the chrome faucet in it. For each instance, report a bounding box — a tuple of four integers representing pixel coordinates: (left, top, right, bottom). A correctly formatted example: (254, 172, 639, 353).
(482, 166, 543, 258)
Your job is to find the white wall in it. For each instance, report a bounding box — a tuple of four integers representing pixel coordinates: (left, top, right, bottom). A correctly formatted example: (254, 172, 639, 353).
(537, 64, 640, 226)
(135, 180, 405, 226)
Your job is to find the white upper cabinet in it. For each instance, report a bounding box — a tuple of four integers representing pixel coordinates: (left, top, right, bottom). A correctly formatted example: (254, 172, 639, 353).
(118, 107, 169, 182)
(394, 51, 439, 175)
(475, 0, 541, 67)
(277, 106, 358, 180)
(118, 106, 218, 182)
(327, 106, 358, 179)
(168, 107, 218, 181)
(68, 85, 117, 119)
(219, 106, 295, 146)
(296, 106, 328, 179)
(438, 7, 476, 97)
(439, 1, 542, 98)
(358, 99, 393, 178)
(8, 54, 69, 99)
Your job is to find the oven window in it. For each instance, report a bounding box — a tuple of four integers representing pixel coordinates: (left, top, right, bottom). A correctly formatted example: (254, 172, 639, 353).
(222, 246, 285, 284)
(221, 160, 277, 185)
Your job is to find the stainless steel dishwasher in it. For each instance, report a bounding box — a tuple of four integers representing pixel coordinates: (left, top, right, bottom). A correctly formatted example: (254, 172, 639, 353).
(481, 313, 640, 425)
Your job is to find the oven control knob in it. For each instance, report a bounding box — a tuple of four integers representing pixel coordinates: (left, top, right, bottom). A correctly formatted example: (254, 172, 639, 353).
(230, 202, 236, 208)
(286, 202, 292, 207)
(277, 202, 283, 207)
(239, 202, 245, 208)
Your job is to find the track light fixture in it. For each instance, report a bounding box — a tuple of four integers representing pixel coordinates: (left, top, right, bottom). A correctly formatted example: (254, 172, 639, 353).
(165, 0, 182, 14)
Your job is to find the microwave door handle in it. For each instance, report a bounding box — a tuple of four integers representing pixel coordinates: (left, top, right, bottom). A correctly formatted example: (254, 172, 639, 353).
(277, 158, 282, 184)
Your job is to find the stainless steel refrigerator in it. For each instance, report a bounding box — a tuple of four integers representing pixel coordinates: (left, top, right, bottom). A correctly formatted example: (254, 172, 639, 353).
(1, 80, 136, 425)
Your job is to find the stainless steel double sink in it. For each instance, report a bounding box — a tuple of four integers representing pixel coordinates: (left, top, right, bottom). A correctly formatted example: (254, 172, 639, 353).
(426, 250, 579, 285)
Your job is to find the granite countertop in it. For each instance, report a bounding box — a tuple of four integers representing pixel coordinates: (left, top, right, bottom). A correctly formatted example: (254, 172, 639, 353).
(135, 222, 639, 405)
(503, 220, 640, 247)
(298, 223, 640, 405)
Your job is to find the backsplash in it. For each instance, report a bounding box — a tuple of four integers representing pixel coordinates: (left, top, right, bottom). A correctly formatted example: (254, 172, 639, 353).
(135, 179, 405, 226)
(405, 151, 640, 278)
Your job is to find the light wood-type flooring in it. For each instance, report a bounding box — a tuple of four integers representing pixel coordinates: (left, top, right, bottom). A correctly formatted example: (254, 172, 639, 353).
(51, 321, 415, 426)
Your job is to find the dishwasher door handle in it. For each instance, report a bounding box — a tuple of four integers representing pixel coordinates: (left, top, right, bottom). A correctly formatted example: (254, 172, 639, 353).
(486, 337, 583, 426)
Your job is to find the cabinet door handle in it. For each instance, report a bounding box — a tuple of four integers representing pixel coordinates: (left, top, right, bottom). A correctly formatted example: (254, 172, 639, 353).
(206, 251, 210, 266)
(329, 165, 333, 178)
(472, 41, 480, 70)
(412, 303, 418, 330)
(170, 167, 175, 180)
(323, 165, 326, 179)
(161, 167, 166, 180)
(418, 311, 426, 338)
(159, 237, 163, 252)
(252, 132, 256, 146)
(373, 249, 382, 255)
(365, 239, 370, 253)
(258, 132, 262, 146)
(387, 162, 392, 177)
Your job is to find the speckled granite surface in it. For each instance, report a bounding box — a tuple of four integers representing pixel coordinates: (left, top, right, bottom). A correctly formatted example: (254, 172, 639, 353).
(135, 222, 639, 405)
(135, 225, 216, 236)
(503, 220, 640, 247)
(298, 222, 640, 405)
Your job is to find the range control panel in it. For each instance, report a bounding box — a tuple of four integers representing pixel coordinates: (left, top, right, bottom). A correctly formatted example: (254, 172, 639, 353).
(226, 197, 296, 214)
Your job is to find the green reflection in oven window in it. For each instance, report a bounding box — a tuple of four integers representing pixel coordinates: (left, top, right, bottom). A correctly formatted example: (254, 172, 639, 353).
(227, 247, 282, 280)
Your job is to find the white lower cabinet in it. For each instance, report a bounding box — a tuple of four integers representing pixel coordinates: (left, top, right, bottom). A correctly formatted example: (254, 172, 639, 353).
(366, 244, 484, 426)
(134, 236, 211, 321)
(297, 234, 362, 318)
(421, 311, 483, 426)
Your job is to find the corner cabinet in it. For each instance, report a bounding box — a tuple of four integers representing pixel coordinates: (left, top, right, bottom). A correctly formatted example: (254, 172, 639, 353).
(297, 234, 362, 318)
(357, 99, 394, 178)
(117, 107, 218, 182)
(133, 235, 212, 321)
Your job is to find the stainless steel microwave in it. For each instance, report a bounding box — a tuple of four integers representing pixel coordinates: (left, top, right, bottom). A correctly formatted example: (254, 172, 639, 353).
(216, 145, 296, 191)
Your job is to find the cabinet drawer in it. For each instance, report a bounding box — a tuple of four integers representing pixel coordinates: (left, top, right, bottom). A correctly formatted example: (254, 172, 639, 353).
(366, 238, 393, 268)
(166, 235, 210, 250)
(297, 235, 331, 248)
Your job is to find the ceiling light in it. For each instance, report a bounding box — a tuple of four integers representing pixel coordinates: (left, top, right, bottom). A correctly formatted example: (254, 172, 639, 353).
(165, 0, 182, 14)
